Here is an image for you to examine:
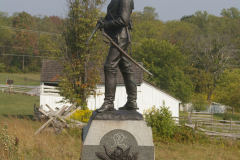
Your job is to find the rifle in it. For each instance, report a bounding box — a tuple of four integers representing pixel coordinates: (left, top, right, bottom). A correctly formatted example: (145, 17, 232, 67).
(101, 31, 153, 77)
(85, 17, 104, 45)
(85, 21, 153, 77)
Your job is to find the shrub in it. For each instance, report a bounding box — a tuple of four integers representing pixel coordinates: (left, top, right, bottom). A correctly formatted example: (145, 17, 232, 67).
(23, 68, 29, 73)
(29, 65, 41, 73)
(223, 112, 230, 121)
(0, 63, 5, 72)
(69, 109, 93, 123)
(174, 125, 195, 143)
(8, 66, 22, 73)
(144, 105, 177, 138)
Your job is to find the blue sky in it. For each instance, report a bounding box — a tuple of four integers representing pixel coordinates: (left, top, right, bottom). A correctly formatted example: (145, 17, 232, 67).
(0, 0, 240, 21)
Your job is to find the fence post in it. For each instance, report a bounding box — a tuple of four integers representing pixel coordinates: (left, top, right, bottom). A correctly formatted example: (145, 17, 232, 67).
(34, 103, 36, 112)
(195, 121, 198, 130)
(190, 110, 192, 118)
(230, 118, 232, 133)
(211, 112, 213, 126)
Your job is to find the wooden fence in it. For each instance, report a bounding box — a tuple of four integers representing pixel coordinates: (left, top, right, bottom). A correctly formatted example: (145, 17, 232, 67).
(187, 111, 240, 137)
(40, 85, 60, 96)
(0, 85, 39, 96)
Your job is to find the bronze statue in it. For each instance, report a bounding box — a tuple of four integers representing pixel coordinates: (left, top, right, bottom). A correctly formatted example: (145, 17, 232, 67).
(96, 0, 137, 113)
(86, 0, 153, 113)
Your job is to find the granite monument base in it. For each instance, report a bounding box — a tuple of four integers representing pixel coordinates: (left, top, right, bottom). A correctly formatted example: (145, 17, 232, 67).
(81, 110, 155, 160)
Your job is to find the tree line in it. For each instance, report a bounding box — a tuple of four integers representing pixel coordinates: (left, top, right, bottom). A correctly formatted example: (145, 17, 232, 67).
(0, 11, 63, 73)
(0, 2, 239, 111)
(130, 6, 240, 112)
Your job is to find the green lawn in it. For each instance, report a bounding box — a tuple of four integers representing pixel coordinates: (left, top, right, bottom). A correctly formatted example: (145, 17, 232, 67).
(0, 73, 41, 86)
(0, 93, 39, 117)
(214, 112, 240, 121)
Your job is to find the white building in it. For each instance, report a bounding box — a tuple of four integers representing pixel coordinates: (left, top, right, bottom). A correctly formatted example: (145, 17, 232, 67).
(180, 102, 227, 113)
(40, 60, 181, 117)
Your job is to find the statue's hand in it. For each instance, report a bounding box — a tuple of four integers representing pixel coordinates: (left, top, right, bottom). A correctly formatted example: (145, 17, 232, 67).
(97, 19, 105, 29)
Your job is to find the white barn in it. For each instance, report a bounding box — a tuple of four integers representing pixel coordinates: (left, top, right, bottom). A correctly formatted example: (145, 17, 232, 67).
(40, 60, 181, 117)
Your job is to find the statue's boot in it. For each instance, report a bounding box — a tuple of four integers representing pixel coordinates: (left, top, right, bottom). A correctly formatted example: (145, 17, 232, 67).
(119, 72, 138, 111)
(96, 69, 116, 113)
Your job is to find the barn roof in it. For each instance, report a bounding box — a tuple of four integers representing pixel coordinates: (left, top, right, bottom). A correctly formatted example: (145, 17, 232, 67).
(40, 59, 143, 84)
(40, 59, 65, 82)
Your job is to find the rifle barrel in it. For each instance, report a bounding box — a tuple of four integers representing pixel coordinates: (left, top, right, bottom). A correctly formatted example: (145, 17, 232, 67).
(85, 23, 100, 45)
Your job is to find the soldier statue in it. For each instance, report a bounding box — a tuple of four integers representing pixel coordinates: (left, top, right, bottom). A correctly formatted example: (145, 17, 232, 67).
(96, 0, 137, 113)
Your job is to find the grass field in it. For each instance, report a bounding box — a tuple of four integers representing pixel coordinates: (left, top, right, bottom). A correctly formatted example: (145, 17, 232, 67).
(1, 116, 240, 160)
(155, 140, 240, 159)
(0, 117, 82, 160)
(0, 73, 40, 86)
(0, 94, 240, 159)
(0, 93, 39, 117)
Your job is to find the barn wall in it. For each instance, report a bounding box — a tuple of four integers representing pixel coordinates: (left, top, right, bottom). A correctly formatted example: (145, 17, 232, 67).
(40, 82, 180, 117)
(40, 83, 71, 111)
(87, 85, 136, 111)
(87, 82, 180, 117)
(40, 95, 71, 111)
(139, 82, 180, 117)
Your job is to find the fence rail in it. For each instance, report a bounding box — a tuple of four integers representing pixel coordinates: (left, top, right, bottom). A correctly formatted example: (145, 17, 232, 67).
(40, 85, 60, 96)
(0, 85, 39, 96)
(188, 112, 240, 135)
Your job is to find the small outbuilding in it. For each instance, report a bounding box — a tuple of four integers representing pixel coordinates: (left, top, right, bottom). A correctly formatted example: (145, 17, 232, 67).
(40, 60, 181, 117)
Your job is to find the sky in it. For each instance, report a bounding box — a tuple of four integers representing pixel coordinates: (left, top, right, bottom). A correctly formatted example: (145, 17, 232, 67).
(0, 0, 240, 21)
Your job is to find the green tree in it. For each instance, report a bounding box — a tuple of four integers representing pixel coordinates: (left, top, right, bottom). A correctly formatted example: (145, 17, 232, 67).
(58, 0, 105, 109)
(163, 20, 196, 45)
(140, 6, 159, 20)
(133, 39, 193, 103)
(0, 11, 13, 26)
(191, 93, 209, 112)
(12, 11, 37, 72)
(131, 7, 164, 42)
(221, 7, 240, 19)
(0, 13, 15, 69)
(180, 15, 194, 22)
(183, 34, 237, 102)
(214, 69, 240, 114)
(0, 63, 5, 72)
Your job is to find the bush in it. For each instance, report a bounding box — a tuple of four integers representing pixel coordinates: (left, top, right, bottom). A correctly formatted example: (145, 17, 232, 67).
(0, 63, 5, 72)
(23, 68, 29, 73)
(69, 109, 93, 123)
(223, 112, 230, 121)
(29, 65, 41, 73)
(144, 105, 177, 138)
(8, 66, 22, 73)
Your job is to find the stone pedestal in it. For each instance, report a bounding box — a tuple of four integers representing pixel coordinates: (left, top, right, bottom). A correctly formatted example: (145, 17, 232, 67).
(81, 110, 155, 160)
